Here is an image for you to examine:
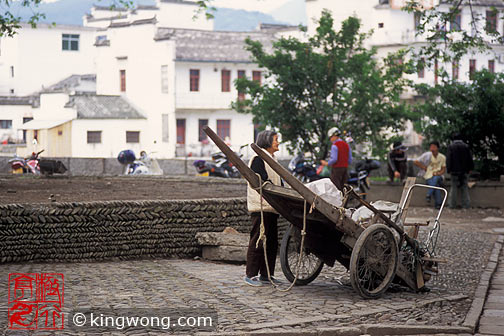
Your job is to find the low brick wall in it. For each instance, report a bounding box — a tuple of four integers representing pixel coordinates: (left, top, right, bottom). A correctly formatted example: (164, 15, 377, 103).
(0, 198, 289, 264)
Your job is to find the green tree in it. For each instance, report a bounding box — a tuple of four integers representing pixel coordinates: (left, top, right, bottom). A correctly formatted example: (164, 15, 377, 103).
(415, 70, 504, 166)
(233, 11, 412, 160)
(403, 1, 501, 67)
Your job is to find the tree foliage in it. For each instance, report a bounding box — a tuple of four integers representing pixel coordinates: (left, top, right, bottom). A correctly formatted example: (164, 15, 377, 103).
(403, 0, 501, 66)
(233, 11, 412, 160)
(414, 70, 504, 165)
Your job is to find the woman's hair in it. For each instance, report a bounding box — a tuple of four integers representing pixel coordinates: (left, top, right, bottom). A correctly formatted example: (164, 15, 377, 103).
(255, 130, 277, 149)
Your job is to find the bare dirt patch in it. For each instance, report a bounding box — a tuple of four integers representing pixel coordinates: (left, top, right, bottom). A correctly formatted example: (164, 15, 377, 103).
(0, 175, 247, 204)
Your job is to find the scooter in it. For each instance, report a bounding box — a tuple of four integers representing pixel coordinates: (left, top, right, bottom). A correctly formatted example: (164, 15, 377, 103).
(8, 150, 44, 174)
(118, 150, 163, 175)
(288, 153, 322, 183)
(193, 145, 246, 178)
(347, 158, 381, 199)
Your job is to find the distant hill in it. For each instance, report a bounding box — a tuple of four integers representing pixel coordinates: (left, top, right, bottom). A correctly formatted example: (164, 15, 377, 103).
(269, 0, 307, 26)
(3, 0, 285, 31)
(213, 8, 285, 32)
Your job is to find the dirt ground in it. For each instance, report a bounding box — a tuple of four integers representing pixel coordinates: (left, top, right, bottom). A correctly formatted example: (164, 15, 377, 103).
(0, 175, 247, 204)
(1, 174, 502, 233)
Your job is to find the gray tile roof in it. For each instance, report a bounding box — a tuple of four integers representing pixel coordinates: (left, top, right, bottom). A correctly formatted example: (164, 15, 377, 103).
(44, 74, 96, 93)
(442, 0, 504, 6)
(154, 28, 275, 63)
(65, 94, 146, 119)
(0, 96, 39, 107)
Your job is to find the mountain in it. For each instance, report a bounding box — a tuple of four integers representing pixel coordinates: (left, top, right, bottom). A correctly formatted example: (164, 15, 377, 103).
(213, 8, 285, 32)
(3, 0, 285, 31)
(269, 0, 307, 26)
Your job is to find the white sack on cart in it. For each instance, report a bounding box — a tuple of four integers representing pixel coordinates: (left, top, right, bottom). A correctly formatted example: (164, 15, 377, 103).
(305, 178, 343, 207)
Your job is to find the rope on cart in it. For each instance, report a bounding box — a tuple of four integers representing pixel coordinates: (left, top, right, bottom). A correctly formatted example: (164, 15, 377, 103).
(255, 174, 311, 292)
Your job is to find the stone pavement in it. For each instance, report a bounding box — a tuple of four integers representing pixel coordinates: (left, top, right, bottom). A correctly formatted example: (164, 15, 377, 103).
(477, 232, 504, 336)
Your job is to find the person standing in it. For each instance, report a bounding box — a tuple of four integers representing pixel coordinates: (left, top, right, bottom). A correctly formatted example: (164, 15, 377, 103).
(244, 130, 282, 287)
(387, 141, 408, 183)
(320, 127, 352, 191)
(414, 141, 446, 209)
(447, 134, 474, 209)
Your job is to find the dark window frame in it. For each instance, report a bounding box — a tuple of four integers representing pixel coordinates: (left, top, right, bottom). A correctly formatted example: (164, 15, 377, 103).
(0, 120, 12, 129)
(489, 59, 495, 73)
(469, 59, 476, 80)
(176, 119, 186, 144)
(62, 33, 80, 51)
(190, 69, 200, 92)
(237, 70, 246, 101)
(120, 69, 126, 92)
(221, 69, 231, 92)
(198, 119, 209, 141)
(87, 131, 102, 144)
(216, 119, 231, 140)
(126, 131, 140, 143)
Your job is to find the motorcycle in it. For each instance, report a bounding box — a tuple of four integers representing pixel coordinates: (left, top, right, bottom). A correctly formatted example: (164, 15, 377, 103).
(288, 153, 323, 183)
(347, 158, 381, 199)
(8, 150, 67, 175)
(193, 145, 246, 178)
(8, 150, 44, 174)
(288, 153, 381, 198)
(117, 150, 163, 175)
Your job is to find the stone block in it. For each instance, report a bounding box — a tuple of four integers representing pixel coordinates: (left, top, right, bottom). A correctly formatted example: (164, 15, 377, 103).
(361, 324, 472, 335)
(317, 326, 362, 336)
(196, 232, 249, 247)
(202, 246, 247, 262)
(479, 324, 504, 335)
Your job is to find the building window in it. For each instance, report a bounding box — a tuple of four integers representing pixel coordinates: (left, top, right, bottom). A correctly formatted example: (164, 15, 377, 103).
(414, 12, 421, 31)
(33, 130, 38, 142)
(217, 119, 230, 140)
(237, 70, 246, 101)
(452, 60, 459, 80)
(58, 130, 63, 136)
(120, 70, 126, 92)
(252, 71, 262, 85)
(378, 22, 384, 28)
(469, 59, 476, 80)
(62, 34, 79, 51)
(489, 59, 495, 73)
(190, 69, 200, 92)
(10, 66, 14, 78)
(221, 69, 231, 92)
(22, 117, 33, 143)
(486, 10, 497, 32)
(161, 65, 169, 93)
(126, 131, 140, 143)
(417, 58, 425, 78)
(450, 14, 461, 31)
(87, 131, 102, 144)
(176, 119, 186, 144)
(0, 120, 12, 129)
(198, 119, 209, 141)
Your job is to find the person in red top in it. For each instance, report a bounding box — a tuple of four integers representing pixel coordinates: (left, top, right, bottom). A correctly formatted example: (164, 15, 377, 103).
(320, 127, 352, 191)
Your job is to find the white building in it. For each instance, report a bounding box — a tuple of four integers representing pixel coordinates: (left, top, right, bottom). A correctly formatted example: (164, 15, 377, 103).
(305, 0, 504, 147)
(92, 3, 291, 159)
(306, 0, 504, 87)
(0, 23, 97, 96)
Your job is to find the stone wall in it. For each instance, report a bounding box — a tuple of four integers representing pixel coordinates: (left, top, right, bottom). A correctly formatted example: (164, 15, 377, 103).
(0, 198, 289, 263)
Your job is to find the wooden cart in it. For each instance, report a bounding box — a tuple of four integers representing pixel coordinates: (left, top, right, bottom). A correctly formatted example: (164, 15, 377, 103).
(204, 126, 447, 298)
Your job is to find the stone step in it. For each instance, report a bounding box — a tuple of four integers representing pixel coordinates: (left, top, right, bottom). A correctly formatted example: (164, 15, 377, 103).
(202, 245, 246, 262)
(479, 324, 504, 335)
(196, 231, 249, 247)
(482, 309, 504, 317)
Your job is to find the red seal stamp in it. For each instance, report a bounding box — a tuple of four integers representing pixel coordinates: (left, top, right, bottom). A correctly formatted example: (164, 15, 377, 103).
(8, 273, 64, 330)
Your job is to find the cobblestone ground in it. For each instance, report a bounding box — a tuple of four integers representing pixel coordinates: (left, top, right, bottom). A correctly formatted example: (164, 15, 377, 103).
(0, 223, 497, 335)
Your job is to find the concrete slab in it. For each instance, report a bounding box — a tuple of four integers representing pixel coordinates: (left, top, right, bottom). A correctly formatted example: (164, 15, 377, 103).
(479, 324, 504, 335)
(482, 309, 504, 317)
(479, 316, 504, 326)
(486, 296, 504, 304)
(493, 228, 504, 234)
(483, 217, 504, 222)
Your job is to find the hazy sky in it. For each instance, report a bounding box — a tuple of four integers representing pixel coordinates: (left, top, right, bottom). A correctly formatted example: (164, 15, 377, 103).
(211, 0, 291, 12)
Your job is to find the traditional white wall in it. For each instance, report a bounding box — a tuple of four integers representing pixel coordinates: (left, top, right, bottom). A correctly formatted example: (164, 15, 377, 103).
(71, 119, 147, 158)
(156, 0, 213, 30)
(0, 105, 32, 142)
(0, 24, 97, 96)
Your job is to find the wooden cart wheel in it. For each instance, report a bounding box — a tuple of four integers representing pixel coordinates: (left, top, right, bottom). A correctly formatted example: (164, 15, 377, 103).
(350, 224, 398, 299)
(280, 224, 323, 285)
